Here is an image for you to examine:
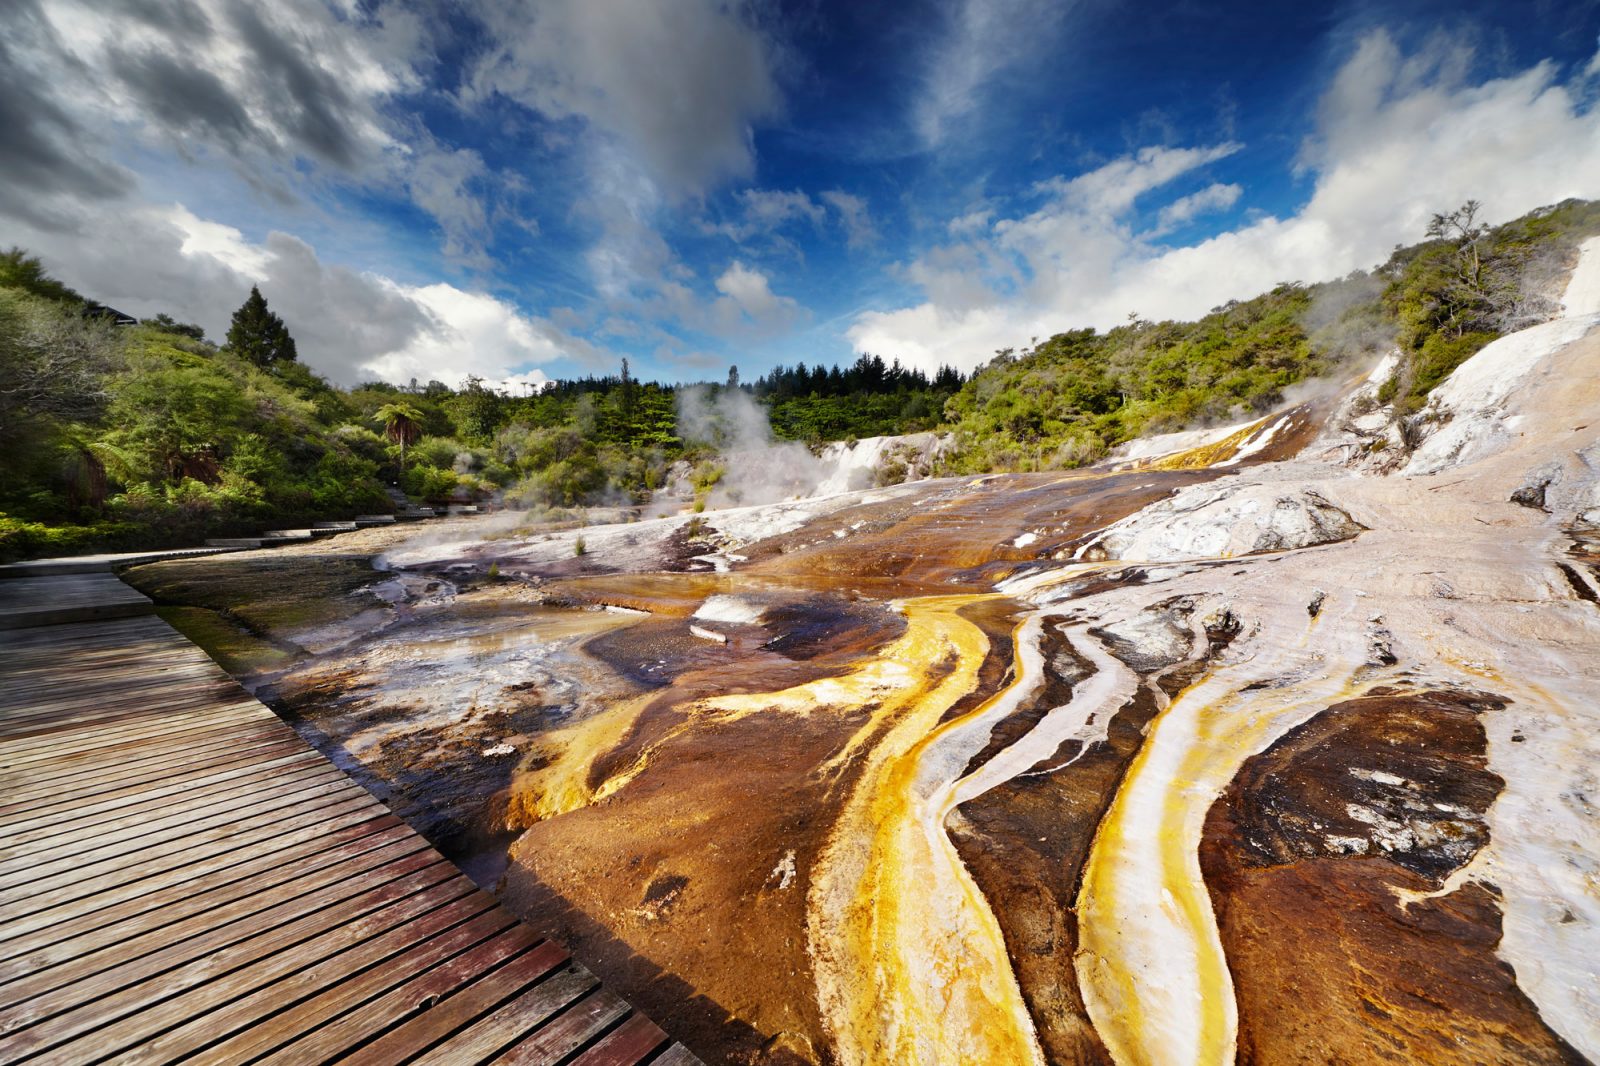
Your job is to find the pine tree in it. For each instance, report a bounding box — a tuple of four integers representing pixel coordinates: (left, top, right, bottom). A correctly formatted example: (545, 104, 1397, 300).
(225, 286, 298, 367)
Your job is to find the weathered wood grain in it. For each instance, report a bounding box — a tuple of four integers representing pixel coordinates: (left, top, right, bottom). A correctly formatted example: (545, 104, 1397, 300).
(0, 580, 700, 1065)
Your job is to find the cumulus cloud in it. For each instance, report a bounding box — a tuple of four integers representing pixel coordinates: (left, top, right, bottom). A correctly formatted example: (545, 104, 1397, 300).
(461, 2, 806, 322)
(406, 143, 495, 268)
(852, 30, 1600, 373)
(467, 0, 780, 199)
(32, 0, 412, 176)
(0, 1, 135, 227)
(5, 196, 600, 386)
(707, 187, 878, 255)
(708, 262, 806, 338)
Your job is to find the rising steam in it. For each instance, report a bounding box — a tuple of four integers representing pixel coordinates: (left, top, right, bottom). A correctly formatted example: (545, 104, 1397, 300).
(676, 385, 831, 508)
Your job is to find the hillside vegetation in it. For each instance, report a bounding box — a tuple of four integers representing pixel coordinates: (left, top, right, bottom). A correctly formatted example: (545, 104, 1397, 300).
(939, 198, 1600, 471)
(0, 257, 950, 559)
(2, 199, 1595, 561)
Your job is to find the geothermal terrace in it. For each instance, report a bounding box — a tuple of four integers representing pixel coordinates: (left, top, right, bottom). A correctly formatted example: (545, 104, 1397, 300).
(1, 240, 1597, 1065)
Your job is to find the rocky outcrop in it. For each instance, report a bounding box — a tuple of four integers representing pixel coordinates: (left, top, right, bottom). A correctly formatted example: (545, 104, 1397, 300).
(1076, 482, 1363, 562)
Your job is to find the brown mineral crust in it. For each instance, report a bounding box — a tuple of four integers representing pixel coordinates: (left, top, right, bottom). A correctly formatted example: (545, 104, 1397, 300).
(743, 470, 1211, 591)
(497, 590, 1027, 1065)
(1208, 861, 1584, 1065)
(1219, 688, 1506, 878)
(579, 590, 907, 691)
(949, 681, 1167, 1066)
(500, 693, 884, 1066)
(1201, 689, 1583, 1064)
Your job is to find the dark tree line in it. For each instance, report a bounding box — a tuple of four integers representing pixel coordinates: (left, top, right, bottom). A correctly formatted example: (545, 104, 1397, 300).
(752, 353, 964, 400)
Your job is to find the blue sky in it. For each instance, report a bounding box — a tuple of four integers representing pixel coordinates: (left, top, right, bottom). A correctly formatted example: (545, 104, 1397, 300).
(4, 0, 1600, 387)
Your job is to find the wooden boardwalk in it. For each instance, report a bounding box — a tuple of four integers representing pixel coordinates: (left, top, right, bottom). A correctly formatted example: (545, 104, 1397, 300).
(0, 572, 698, 1065)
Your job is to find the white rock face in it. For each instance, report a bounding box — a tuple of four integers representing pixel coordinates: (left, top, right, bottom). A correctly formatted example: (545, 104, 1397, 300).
(1404, 236, 1600, 477)
(1304, 352, 1406, 472)
(693, 594, 766, 625)
(1401, 314, 1599, 476)
(1562, 236, 1600, 317)
(1076, 482, 1362, 562)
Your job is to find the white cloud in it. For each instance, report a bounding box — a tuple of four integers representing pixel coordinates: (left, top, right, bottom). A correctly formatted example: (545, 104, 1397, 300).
(361, 282, 589, 387)
(707, 187, 878, 257)
(467, 0, 780, 199)
(740, 189, 827, 229)
(33, 0, 413, 173)
(852, 30, 1600, 373)
(405, 144, 494, 268)
(3, 0, 521, 266)
(705, 188, 827, 248)
(709, 261, 805, 337)
(1154, 182, 1243, 232)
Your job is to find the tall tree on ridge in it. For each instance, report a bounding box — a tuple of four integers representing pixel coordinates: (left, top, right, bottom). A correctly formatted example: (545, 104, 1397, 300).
(225, 286, 297, 367)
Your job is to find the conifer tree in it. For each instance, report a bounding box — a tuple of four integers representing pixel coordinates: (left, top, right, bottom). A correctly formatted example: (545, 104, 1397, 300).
(225, 286, 297, 367)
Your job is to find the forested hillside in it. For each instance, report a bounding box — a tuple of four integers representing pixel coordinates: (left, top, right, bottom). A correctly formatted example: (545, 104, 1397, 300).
(3, 198, 1596, 560)
(0, 253, 952, 559)
(938, 198, 1600, 471)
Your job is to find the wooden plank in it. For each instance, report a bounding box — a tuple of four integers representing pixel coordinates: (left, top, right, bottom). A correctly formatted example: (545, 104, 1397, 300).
(0, 820, 414, 967)
(0, 800, 406, 941)
(0, 694, 251, 743)
(568, 1014, 672, 1066)
(0, 833, 427, 985)
(0, 681, 262, 733)
(0, 666, 227, 717)
(0, 710, 291, 777)
(339, 953, 591, 1066)
(33, 874, 483, 1065)
(650, 1043, 705, 1066)
(0, 753, 341, 861)
(0, 698, 269, 759)
(191, 905, 517, 1064)
(0, 582, 690, 1065)
(256, 931, 561, 1065)
(0, 844, 440, 1009)
(115, 894, 505, 1066)
(407, 967, 604, 1066)
(0, 727, 304, 811)
(0, 738, 314, 825)
(0, 860, 460, 1063)
(3, 667, 236, 701)
(0, 794, 389, 930)
(0, 769, 366, 894)
(489, 990, 631, 1065)
(0, 760, 344, 871)
(0, 748, 324, 842)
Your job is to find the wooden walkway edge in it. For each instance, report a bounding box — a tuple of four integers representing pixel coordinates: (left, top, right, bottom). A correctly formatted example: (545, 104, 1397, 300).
(0, 570, 699, 1065)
